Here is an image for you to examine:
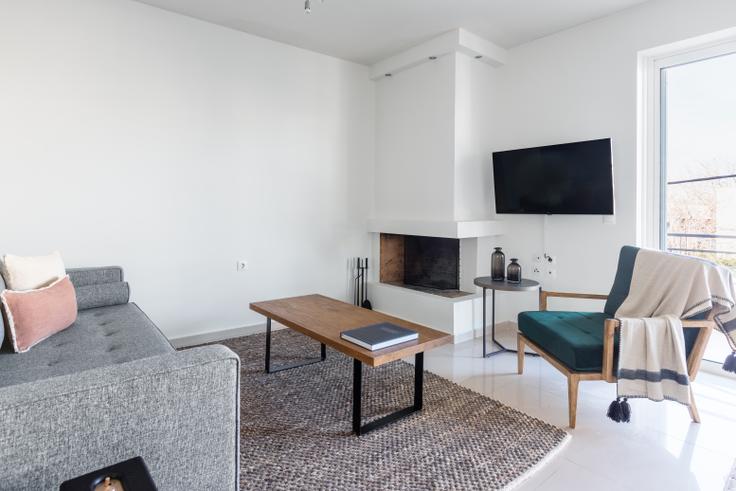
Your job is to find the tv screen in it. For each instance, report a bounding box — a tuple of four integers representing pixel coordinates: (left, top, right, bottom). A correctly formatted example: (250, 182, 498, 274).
(492, 138, 614, 215)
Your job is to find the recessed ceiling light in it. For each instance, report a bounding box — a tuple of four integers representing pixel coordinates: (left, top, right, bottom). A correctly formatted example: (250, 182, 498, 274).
(385, 73, 392, 77)
(429, 56, 437, 60)
(475, 55, 483, 59)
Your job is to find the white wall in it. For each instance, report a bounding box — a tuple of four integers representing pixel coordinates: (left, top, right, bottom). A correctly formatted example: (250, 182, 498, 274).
(373, 51, 502, 223)
(454, 52, 499, 222)
(0, 0, 374, 339)
(374, 55, 455, 221)
(491, 0, 736, 321)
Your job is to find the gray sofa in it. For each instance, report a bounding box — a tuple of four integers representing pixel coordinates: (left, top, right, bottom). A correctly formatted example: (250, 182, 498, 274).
(0, 266, 240, 490)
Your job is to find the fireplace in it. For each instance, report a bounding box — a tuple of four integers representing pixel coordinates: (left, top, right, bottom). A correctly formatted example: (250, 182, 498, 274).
(380, 233, 468, 297)
(404, 236, 459, 289)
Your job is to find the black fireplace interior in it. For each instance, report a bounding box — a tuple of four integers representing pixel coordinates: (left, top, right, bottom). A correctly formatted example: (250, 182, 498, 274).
(403, 235, 460, 290)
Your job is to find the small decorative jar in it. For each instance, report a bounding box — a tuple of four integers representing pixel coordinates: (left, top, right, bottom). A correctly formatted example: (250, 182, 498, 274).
(491, 247, 505, 281)
(507, 258, 522, 283)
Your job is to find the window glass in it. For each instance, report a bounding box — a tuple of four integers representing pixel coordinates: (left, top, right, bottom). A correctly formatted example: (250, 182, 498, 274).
(662, 51, 736, 362)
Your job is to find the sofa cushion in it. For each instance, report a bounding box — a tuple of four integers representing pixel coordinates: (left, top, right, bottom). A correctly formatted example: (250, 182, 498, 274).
(1, 251, 66, 291)
(67, 266, 124, 287)
(1, 276, 77, 353)
(74, 282, 130, 310)
(0, 302, 173, 388)
(518, 311, 614, 372)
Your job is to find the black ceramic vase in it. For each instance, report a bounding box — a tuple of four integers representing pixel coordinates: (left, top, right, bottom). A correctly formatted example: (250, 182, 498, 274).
(507, 258, 522, 283)
(491, 247, 505, 281)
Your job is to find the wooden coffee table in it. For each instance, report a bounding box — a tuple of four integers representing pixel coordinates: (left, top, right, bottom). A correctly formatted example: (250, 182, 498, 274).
(249, 294, 452, 435)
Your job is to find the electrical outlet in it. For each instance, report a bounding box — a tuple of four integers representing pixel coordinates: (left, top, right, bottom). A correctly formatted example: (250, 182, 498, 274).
(236, 260, 248, 272)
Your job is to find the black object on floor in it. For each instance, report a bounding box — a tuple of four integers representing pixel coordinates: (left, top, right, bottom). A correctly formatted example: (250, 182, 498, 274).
(60, 456, 157, 491)
(361, 257, 372, 310)
(353, 257, 372, 309)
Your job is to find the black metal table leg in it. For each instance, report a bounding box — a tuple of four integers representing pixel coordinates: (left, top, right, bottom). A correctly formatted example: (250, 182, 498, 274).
(482, 287, 487, 357)
(352, 359, 362, 434)
(264, 318, 328, 373)
(352, 352, 424, 436)
(483, 288, 539, 358)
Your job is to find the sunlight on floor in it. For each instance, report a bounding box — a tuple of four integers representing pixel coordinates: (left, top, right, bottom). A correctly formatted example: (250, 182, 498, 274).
(414, 328, 736, 490)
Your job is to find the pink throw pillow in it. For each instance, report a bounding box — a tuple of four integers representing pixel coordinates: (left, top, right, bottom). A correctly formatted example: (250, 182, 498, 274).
(1, 275, 78, 353)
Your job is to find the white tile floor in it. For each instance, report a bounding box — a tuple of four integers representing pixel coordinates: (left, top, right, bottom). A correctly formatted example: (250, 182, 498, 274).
(418, 329, 736, 490)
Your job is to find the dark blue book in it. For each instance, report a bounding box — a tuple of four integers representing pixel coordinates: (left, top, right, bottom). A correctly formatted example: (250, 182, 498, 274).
(341, 322, 418, 351)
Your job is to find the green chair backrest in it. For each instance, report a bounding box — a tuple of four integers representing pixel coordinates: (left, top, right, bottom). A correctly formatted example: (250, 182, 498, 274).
(604, 245, 702, 356)
(603, 246, 640, 316)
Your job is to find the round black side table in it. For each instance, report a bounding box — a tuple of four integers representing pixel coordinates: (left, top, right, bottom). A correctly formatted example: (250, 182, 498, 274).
(473, 276, 541, 358)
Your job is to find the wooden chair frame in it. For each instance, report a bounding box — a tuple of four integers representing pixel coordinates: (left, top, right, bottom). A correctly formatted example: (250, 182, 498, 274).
(517, 290, 716, 428)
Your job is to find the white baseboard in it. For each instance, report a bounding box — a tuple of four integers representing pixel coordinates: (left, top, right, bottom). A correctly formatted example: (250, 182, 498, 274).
(171, 322, 285, 348)
(171, 319, 519, 349)
(475, 320, 517, 337)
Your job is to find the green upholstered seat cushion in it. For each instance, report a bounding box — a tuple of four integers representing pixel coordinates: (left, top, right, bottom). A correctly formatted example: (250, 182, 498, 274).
(518, 311, 614, 372)
(518, 310, 701, 373)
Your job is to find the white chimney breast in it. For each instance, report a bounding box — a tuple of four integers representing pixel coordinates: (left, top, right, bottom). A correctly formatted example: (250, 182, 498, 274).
(372, 32, 504, 226)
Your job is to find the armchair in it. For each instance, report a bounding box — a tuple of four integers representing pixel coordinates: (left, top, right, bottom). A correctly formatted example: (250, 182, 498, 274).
(516, 246, 716, 428)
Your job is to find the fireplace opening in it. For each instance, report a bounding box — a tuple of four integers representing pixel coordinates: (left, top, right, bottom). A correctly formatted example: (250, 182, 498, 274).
(404, 236, 459, 290)
(380, 233, 468, 297)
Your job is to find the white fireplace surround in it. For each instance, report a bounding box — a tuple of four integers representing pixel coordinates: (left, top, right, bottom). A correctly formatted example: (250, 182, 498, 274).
(368, 220, 503, 341)
(367, 30, 507, 340)
(367, 218, 507, 239)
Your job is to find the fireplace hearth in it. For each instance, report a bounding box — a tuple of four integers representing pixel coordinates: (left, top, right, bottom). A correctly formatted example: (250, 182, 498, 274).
(380, 234, 470, 297)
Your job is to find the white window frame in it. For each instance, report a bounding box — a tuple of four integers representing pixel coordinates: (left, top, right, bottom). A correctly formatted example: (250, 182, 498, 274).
(637, 28, 736, 249)
(638, 29, 736, 378)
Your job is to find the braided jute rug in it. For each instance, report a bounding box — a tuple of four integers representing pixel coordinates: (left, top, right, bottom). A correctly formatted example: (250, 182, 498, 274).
(219, 329, 569, 490)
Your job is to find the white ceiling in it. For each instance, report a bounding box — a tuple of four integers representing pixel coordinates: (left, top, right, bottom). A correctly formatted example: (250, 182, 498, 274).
(135, 0, 650, 65)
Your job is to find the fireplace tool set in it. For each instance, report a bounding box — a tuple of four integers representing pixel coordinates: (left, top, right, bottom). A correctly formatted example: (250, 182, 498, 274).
(353, 257, 372, 310)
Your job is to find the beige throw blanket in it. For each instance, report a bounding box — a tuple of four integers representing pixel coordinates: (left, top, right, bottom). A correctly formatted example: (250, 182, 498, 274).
(612, 249, 736, 419)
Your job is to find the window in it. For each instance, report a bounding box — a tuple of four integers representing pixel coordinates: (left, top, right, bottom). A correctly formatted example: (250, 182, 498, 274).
(655, 42, 736, 362)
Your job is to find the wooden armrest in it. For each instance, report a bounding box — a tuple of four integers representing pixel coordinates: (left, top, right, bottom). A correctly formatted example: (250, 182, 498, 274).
(681, 320, 716, 329)
(603, 319, 618, 382)
(601, 318, 716, 383)
(539, 290, 608, 311)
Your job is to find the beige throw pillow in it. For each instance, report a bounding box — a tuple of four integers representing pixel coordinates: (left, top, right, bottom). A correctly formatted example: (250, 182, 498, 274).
(0, 251, 66, 291)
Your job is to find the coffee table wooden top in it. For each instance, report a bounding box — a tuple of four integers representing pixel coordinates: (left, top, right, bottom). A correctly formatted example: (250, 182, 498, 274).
(250, 294, 452, 367)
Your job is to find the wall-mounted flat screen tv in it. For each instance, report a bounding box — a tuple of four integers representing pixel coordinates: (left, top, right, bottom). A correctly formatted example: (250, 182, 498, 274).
(492, 138, 614, 215)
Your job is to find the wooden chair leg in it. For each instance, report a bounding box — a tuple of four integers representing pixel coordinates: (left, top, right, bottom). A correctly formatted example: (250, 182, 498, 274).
(517, 333, 525, 375)
(688, 386, 701, 424)
(568, 375, 579, 429)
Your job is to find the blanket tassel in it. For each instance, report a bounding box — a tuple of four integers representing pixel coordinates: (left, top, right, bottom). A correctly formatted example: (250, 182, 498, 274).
(723, 352, 736, 373)
(607, 397, 631, 423)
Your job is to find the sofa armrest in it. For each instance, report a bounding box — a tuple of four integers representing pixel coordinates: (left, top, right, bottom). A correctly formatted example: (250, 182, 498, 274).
(0, 345, 240, 489)
(74, 282, 130, 310)
(67, 267, 130, 310)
